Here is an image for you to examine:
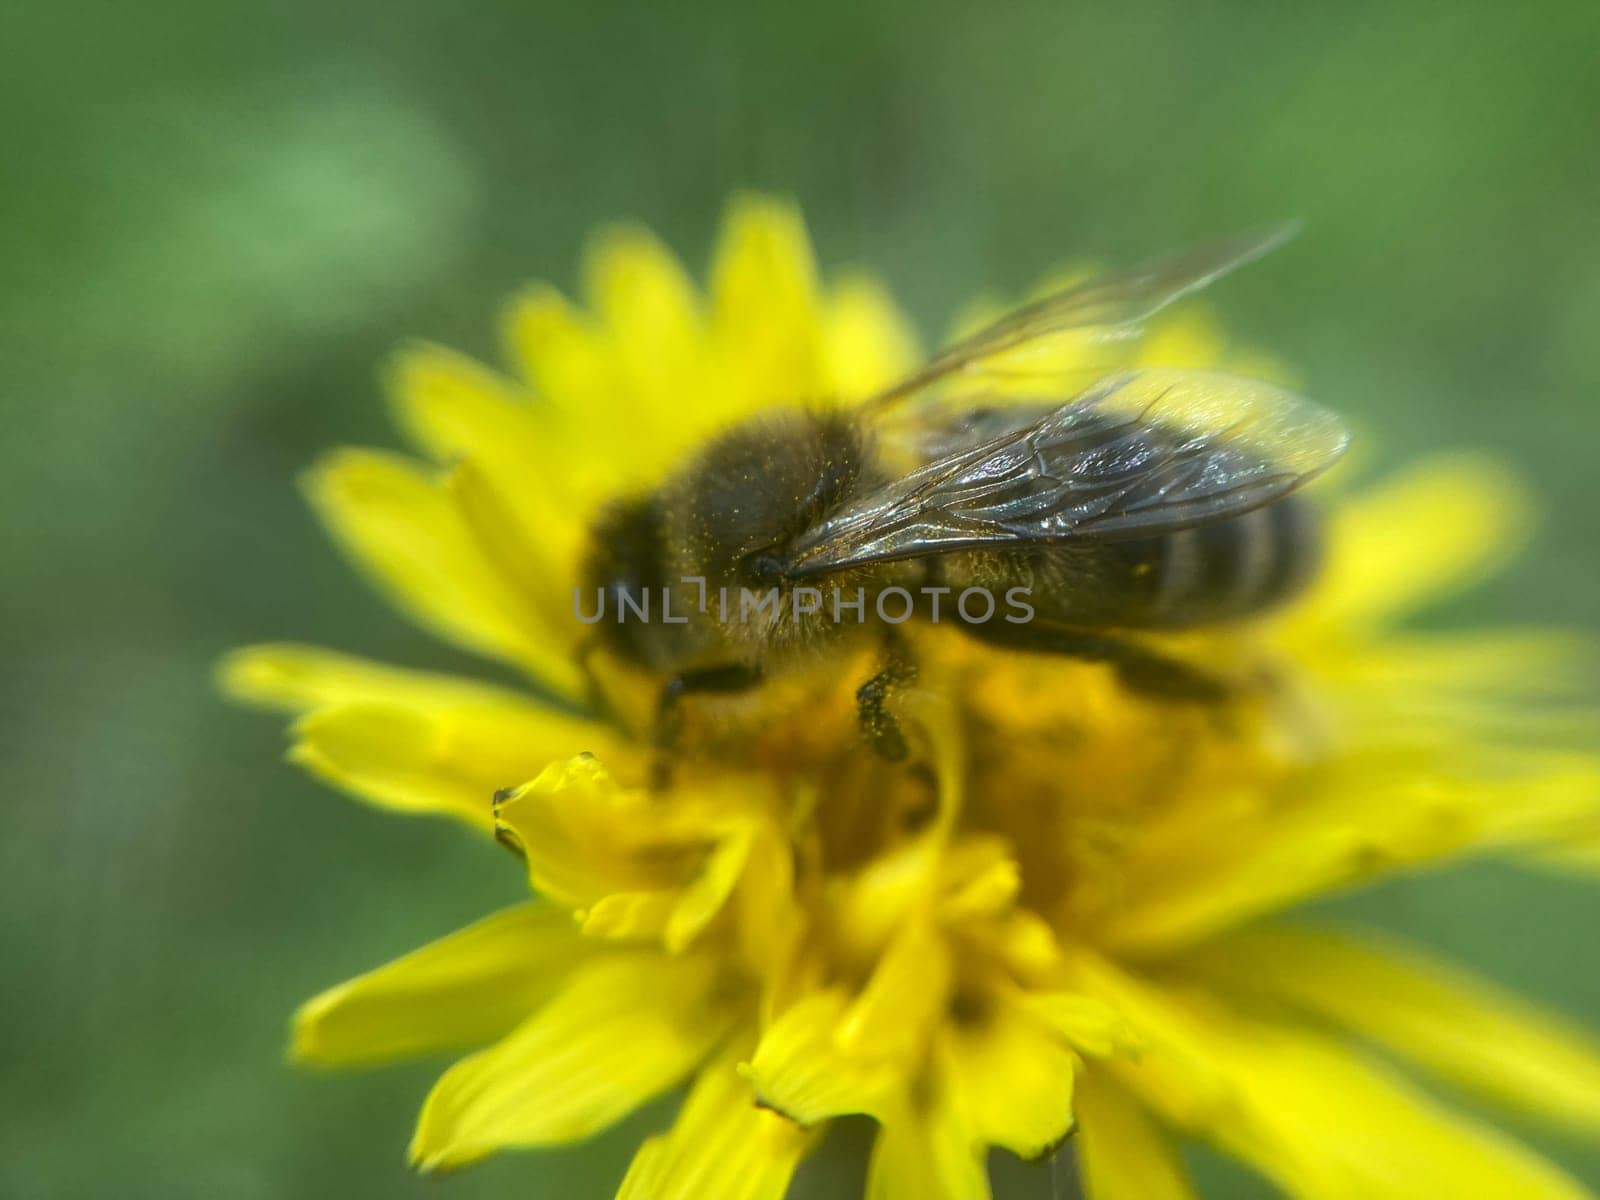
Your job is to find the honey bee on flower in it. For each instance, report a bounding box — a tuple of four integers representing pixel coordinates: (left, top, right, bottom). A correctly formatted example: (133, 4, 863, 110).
(224, 195, 1600, 1199)
(579, 222, 1346, 765)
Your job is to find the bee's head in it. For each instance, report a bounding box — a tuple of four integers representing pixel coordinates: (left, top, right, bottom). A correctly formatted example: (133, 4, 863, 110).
(667, 406, 870, 590)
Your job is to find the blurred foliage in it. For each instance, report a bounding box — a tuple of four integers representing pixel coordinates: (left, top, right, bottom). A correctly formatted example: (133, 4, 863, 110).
(3, 0, 1599, 1196)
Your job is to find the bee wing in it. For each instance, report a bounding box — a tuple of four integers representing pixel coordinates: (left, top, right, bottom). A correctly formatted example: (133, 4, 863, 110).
(865, 223, 1300, 411)
(786, 369, 1349, 576)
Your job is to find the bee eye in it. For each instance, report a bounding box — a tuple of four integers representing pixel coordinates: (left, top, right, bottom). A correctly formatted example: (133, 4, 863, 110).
(744, 554, 785, 587)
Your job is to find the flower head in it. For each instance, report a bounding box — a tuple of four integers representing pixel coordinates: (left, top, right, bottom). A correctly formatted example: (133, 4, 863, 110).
(224, 196, 1600, 1198)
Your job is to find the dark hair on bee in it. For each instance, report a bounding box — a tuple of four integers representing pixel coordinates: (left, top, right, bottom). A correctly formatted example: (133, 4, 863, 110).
(665, 407, 875, 591)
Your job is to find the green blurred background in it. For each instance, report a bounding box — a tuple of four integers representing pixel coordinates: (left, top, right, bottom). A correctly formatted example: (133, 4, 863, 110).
(5, 1, 1599, 1195)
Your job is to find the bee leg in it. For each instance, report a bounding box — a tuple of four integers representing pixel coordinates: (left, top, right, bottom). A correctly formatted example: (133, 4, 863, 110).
(856, 638, 920, 761)
(959, 620, 1226, 703)
(653, 663, 764, 751)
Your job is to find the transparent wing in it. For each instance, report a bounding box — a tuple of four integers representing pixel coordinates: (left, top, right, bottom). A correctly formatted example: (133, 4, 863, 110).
(786, 369, 1349, 576)
(864, 223, 1300, 412)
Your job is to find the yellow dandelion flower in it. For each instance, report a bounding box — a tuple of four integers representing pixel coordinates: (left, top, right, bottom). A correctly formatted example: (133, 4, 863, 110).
(222, 194, 1600, 1198)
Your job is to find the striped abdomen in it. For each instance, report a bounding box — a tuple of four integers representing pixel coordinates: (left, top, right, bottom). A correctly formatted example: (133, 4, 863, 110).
(1126, 495, 1321, 627)
(995, 495, 1323, 630)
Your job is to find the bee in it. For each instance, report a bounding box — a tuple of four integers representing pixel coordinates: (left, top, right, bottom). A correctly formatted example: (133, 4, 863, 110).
(580, 226, 1349, 758)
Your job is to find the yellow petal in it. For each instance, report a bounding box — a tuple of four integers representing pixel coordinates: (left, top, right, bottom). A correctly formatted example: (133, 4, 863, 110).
(580, 890, 682, 941)
(496, 756, 680, 907)
(1308, 631, 1600, 748)
(1104, 753, 1600, 952)
(386, 342, 539, 459)
(1188, 923, 1600, 1130)
(838, 918, 951, 1062)
(1223, 1026, 1591, 1199)
(930, 261, 1152, 401)
(709, 194, 826, 414)
(665, 824, 755, 952)
(1332, 630, 1597, 701)
(499, 285, 666, 489)
(495, 755, 757, 947)
(222, 644, 627, 827)
(1064, 953, 1235, 1131)
(936, 835, 1022, 922)
(582, 225, 707, 440)
(733, 823, 806, 1001)
(617, 1036, 811, 1200)
(1136, 308, 1226, 371)
(219, 642, 511, 714)
(830, 834, 947, 961)
(501, 284, 614, 419)
(409, 950, 734, 1171)
(1080, 955, 1592, 1200)
(1018, 991, 1139, 1059)
(866, 1088, 991, 1200)
(280, 691, 624, 831)
(446, 457, 579, 631)
(962, 909, 1065, 980)
(302, 448, 582, 696)
(1075, 1070, 1196, 1200)
(292, 902, 583, 1066)
(290, 704, 495, 829)
(1300, 455, 1533, 632)
(822, 272, 921, 400)
(584, 225, 702, 353)
(384, 343, 586, 566)
(938, 993, 1079, 1159)
(1102, 761, 1457, 952)
(744, 990, 902, 1125)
